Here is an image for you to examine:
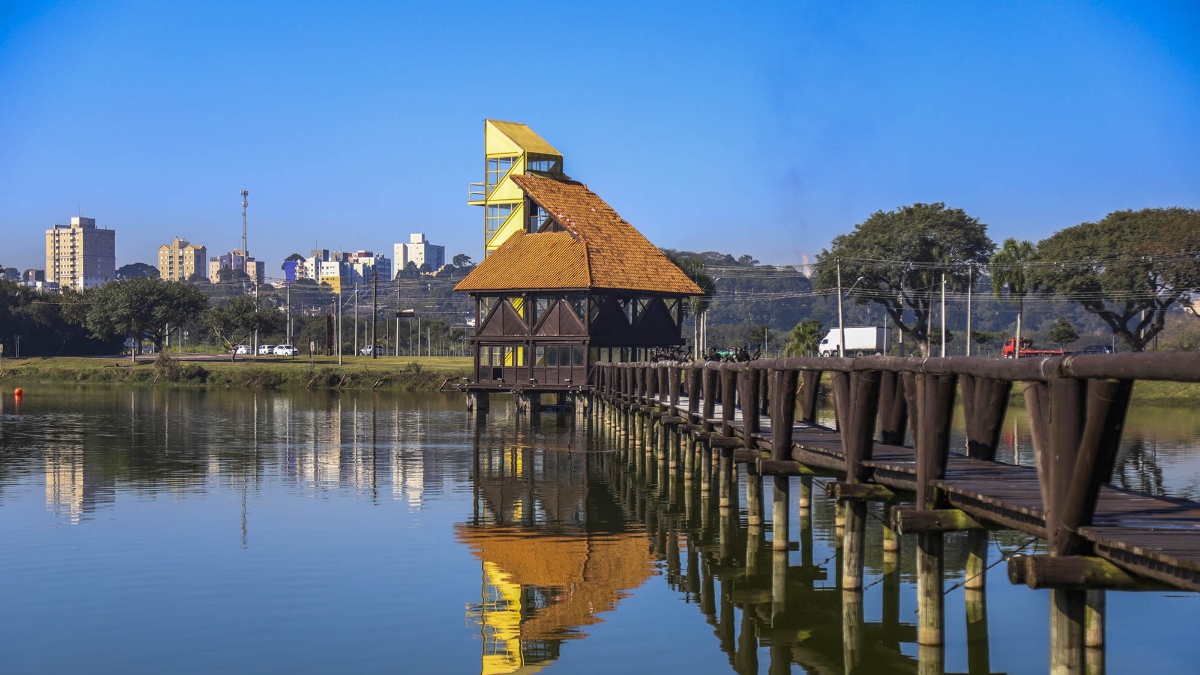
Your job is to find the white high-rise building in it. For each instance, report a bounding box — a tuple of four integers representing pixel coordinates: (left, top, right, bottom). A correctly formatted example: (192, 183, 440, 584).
(393, 233, 445, 275)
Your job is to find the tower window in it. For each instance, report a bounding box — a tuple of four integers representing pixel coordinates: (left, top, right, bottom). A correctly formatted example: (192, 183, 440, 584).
(486, 156, 517, 195)
(486, 204, 518, 239)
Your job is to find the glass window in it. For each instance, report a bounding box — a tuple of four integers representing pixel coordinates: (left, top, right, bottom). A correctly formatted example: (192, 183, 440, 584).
(535, 346, 546, 366)
(526, 158, 561, 173)
(528, 203, 551, 231)
(572, 345, 584, 366)
(486, 203, 518, 239)
(534, 297, 550, 325)
(486, 156, 516, 194)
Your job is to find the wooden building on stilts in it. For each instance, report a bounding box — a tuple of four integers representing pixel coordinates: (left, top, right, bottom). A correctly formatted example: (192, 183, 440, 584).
(456, 121, 702, 405)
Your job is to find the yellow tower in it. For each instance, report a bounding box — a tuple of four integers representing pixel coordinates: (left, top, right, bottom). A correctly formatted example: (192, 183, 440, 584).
(468, 120, 564, 257)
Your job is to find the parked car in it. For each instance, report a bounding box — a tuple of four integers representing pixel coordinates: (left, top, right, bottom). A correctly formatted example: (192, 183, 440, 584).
(257, 344, 275, 355)
(1081, 344, 1115, 354)
(273, 344, 299, 356)
(234, 344, 251, 355)
(359, 345, 384, 356)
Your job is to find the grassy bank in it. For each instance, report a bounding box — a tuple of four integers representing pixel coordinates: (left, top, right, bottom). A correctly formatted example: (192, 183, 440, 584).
(0, 355, 473, 391)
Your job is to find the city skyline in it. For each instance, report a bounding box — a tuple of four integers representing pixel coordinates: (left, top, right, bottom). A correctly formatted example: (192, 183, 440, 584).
(2, 1, 1197, 273)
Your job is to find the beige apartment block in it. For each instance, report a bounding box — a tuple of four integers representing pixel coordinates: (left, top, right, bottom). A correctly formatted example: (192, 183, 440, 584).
(158, 237, 207, 282)
(45, 216, 116, 291)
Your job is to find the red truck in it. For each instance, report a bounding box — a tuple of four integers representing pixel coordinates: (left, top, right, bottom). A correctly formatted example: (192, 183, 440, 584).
(1001, 337, 1064, 358)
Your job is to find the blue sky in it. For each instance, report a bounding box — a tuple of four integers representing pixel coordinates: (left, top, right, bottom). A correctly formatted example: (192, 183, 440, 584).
(2, 0, 1197, 277)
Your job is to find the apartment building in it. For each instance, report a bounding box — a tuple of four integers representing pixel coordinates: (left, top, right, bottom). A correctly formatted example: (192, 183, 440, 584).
(45, 216, 116, 291)
(158, 237, 207, 281)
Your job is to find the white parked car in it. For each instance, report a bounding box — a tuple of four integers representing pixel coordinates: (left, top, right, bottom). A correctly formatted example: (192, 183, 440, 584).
(273, 344, 299, 356)
(359, 345, 384, 356)
(257, 344, 275, 355)
(234, 344, 251, 355)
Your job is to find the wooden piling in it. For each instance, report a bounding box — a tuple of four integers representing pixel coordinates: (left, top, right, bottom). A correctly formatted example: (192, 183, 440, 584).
(1050, 589, 1085, 675)
(917, 532, 945, 646)
(965, 529, 988, 591)
(719, 448, 734, 510)
(843, 500, 867, 589)
(882, 503, 899, 553)
(746, 465, 763, 526)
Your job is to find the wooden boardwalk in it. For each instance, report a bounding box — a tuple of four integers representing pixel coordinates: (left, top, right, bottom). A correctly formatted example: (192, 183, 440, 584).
(585, 355, 1200, 673)
(644, 380, 1200, 593)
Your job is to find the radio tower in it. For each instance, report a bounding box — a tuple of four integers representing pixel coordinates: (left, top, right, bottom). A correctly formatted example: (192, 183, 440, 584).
(240, 189, 249, 275)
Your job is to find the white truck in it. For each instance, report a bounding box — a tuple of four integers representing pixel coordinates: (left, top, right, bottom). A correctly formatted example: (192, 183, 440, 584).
(819, 326, 889, 357)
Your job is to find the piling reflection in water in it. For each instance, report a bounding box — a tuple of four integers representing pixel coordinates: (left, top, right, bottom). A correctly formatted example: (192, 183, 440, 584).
(580, 397, 1021, 675)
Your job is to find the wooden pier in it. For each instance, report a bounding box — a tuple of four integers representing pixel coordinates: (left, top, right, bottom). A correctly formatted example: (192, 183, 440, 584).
(582, 353, 1200, 674)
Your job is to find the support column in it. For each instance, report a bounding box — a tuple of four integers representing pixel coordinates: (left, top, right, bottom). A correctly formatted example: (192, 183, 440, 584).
(965, 529, 988, 590)
(1050, 589, 1085, 675)
(917, 532, 944, 646)
(746, 465, 763, 526)
(772, 476, 790, 552)
(842, 500, 867, 590)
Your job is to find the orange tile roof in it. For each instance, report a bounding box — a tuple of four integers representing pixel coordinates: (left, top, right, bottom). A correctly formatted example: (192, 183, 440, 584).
(455, 174, 703, 295)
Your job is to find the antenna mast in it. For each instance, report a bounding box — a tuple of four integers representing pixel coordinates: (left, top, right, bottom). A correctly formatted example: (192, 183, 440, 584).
(241, 189, 250, 275)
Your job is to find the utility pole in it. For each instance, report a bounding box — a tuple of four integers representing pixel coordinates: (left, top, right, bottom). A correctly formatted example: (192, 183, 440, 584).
(240, 189, 249, 276)
(286, 283, 292, 345)
(836, 259, 845, 357)
(354, 282, 359, 356)
(371, 269, 378, 359)
(966, 264, 973, 356)
(941, 272, 947, 357)
(337, 288, 343, 366)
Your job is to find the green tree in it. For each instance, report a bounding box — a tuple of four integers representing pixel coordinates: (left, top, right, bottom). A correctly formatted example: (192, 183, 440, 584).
(85, 278, 209, 358)
(1035, 208, 1200, 351)
(785, 319, 823, 357)
(397, 261, 420, 279)
(452, 253, 474, 268)
(814, 203, 994, 356)
(217, 267, 250, 283)
(989, 238, 1039, 357)
(116, 262, 160, 280)
(281, 253, 304, 270)
(204, 295, 284, 360)
(1048, 316, 1080, 350)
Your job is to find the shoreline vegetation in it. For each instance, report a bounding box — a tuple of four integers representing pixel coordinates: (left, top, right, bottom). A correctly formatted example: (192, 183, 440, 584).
(0, 355, 473, 392)
(2, 355, 1199, 404)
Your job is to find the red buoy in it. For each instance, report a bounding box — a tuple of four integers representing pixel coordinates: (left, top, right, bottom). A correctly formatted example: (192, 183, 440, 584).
(13, 387, 22, 400)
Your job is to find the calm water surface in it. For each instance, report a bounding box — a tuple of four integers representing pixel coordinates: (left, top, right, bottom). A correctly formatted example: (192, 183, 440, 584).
(1, 385, 1198, 674)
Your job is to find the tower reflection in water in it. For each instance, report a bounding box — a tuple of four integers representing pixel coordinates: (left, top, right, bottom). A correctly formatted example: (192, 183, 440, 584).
(459, 416, 653, 675)
(459, 408, 1009, 675)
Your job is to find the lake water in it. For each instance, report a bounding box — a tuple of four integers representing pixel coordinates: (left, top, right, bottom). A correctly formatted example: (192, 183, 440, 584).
(1, 385, 1198, 674)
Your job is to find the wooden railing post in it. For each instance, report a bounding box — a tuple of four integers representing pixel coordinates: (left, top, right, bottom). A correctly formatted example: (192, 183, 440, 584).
(669, 363, 681, 413)
(739, 366, 762, 448)
(771, 368, 800, 552)
(702, 365, 718, 433)
(877, 370, 909, 445)
(720, 366, 738, 439)
(961, 374, 1013, 461)
(800, 370, 822, 424)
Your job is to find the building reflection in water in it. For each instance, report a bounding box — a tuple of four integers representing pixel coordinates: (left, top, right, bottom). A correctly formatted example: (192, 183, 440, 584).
(459, 420, 653, 675)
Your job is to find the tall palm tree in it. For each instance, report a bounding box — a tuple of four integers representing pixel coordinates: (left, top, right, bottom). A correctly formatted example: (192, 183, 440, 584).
(665, 252, 717, 356)
(785, 319, 824, 357)
(989, 238, 1038, 357)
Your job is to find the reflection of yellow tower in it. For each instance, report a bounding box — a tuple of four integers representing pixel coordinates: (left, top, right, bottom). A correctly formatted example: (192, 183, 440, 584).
(467, 120, 565, 258)
(459, 529, 653, 675)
